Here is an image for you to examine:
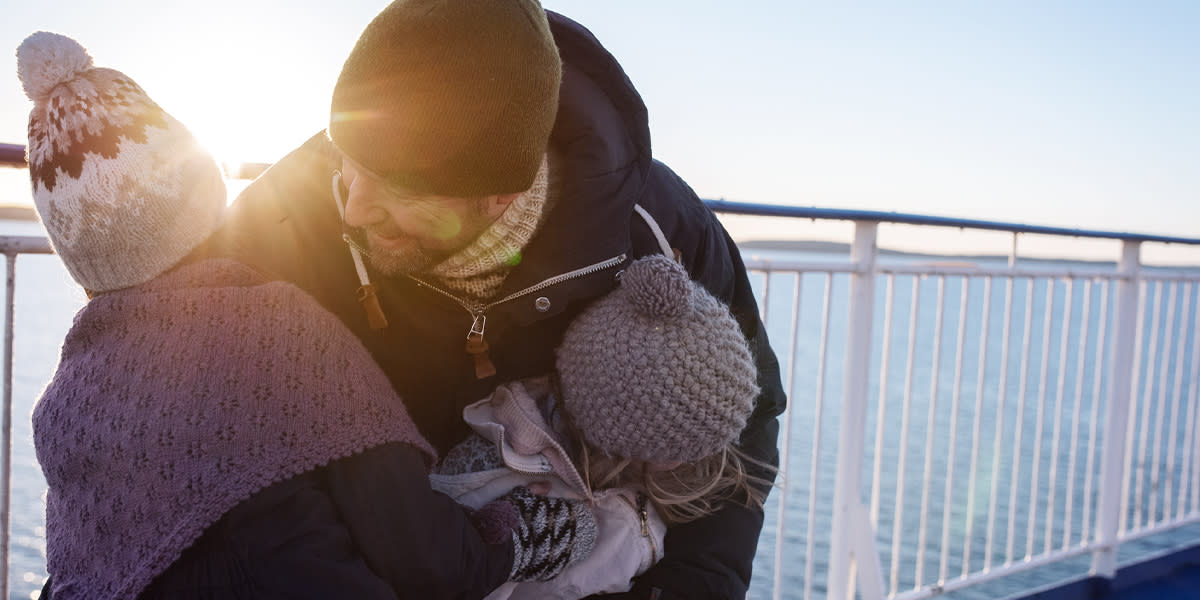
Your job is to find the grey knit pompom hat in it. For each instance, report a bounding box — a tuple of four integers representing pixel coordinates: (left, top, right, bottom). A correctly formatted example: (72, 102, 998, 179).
(17, 31, 225, 293)
(555, 255, 759, 463)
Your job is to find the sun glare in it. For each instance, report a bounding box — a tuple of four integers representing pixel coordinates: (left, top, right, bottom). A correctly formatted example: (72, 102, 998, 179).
(127, 31, 338, 187)
(151, 80, 329, 205)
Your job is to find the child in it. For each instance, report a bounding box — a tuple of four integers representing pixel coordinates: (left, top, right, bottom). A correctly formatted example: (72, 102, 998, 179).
(19, 31, 595, 600)
(432, 253, 772, 599)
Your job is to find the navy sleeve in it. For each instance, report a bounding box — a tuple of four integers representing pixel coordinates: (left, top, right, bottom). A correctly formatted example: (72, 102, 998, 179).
(325, 442, 515, 600)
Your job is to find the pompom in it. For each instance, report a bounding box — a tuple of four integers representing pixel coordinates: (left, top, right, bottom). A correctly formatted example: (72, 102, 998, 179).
(16, 31, 94, 103)
(622, 254, 692, 318)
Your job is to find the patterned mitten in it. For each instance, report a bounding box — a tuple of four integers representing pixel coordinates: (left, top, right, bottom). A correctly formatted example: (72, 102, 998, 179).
(476, 486, 598, 581)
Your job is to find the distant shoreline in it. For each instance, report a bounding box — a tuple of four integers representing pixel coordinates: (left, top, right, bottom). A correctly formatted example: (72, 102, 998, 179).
(0, 205, 36, 222)
(738, 238, 1122, 267)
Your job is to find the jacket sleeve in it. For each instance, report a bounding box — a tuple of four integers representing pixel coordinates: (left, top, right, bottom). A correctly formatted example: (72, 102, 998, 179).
(208, 133, 365, 312)
(616, 162, 787, 600)
(325, 442, 515, 600)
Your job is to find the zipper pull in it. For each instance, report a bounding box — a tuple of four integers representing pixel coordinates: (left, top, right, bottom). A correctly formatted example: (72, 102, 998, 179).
(637, 493, 650, 537)
(465, 314, 497, 379)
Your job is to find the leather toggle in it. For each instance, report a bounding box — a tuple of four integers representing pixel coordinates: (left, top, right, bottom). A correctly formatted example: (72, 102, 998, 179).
(465, 336, 497, 379)
(356, 284, 389, 330)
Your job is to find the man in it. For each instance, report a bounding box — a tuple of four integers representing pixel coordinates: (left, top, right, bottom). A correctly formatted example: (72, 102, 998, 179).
(216, 1, 787, 598)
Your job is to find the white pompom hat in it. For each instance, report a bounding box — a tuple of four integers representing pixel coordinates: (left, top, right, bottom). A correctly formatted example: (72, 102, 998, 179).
(17, 31, 226, 293)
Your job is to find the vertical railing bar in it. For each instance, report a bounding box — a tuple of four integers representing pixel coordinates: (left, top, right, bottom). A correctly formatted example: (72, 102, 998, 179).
(1162, 282, 1190, 521)
(1133, 281, 1164, 532)
(1194, 361, 1200, 516)
(1093, 242, 1142, 578)
(1178, 282, 1200, 520)
(1063, 279, 1093, 549)
(0, 253, 14, 600)
(962, 276, 994, 576)
(915, 277, 947, 587)
(772, 273, 803, 600)
(889, 277, 922, 594)
(1027, 279, 1057, 559)
(758, 270, 771, 322)
(939, 277, 970, 583)
(756, 269, 780, 598)
(1006, 277, 1037, 564)
(1148, 282, 1178, 526)
(802, 273, 835, 600)
(1081, 279, 1111, 544)
(870, 275, 897, 525)
(1195, 418, 1200, 517)
(1119, 280, 1149, 536)
(828, 222, 882, 600)
(984, 275, 1016, 571)
(1192, 282, 1200, 518)
(1044, 279, 1074, 554)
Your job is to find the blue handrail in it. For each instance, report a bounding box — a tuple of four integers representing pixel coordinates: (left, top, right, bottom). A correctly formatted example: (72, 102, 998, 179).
(0, 144, 24, 167)
(4, 142, 1199, 247)
(702, 199, 1200, 247)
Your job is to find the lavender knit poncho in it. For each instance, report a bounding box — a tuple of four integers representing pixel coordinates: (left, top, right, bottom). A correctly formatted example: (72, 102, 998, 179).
(33, 259, 435, 600)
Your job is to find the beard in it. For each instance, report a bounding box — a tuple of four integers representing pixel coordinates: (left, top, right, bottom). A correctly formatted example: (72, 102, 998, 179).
(346, 197, 493, 277)
(349, 226, 453, 276)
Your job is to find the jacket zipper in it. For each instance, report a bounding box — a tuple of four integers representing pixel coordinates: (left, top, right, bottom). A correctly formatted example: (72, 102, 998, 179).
(406, 253, 627, 379)
(494, 440, 556, 476)
(617, 492, 657, 571)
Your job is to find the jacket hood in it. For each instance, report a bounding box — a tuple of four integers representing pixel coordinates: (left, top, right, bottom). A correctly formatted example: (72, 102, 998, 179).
(489, 11, 653, 299)
(546, 11, 651, 176)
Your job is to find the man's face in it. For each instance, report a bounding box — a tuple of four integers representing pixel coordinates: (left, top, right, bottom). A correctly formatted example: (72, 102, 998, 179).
(340, 158, 502, 275)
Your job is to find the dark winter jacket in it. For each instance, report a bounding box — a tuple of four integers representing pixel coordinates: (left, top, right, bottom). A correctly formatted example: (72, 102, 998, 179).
(139, 443, 513, 600)
(209, 11, 786, 600)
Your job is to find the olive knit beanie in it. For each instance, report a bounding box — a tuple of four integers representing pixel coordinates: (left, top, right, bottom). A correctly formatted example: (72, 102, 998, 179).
(555, 255, 760, 464)
(17, 32, 226, 293)
(329, 0, 561, 197)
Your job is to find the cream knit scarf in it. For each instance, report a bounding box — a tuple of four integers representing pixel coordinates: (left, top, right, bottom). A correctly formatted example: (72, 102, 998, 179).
(427, 156, 550, 304)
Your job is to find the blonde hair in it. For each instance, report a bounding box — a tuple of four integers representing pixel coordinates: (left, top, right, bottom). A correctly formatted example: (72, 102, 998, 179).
(579, 437, 778, 526)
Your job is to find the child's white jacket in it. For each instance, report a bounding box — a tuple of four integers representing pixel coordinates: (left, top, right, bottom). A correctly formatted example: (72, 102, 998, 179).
(429, 377, 667, 600)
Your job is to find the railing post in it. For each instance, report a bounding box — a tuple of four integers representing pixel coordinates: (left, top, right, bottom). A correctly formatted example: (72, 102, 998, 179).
(828, 221, 884, 600)
(1, 253, 14, 600)
(1091, 241, 1141, 577)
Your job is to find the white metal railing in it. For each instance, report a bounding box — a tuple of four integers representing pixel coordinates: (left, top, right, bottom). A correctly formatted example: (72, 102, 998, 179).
(744, 220, 1200, 600)
(2, 228, 1200, 600)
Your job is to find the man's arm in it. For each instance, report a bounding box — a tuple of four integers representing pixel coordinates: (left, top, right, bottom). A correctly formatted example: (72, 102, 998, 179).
(325, 442, 515, 600)
(614, 163, 787, 599)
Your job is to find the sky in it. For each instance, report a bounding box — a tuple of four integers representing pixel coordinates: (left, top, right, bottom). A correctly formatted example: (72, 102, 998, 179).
(2, 1, 1198, 260)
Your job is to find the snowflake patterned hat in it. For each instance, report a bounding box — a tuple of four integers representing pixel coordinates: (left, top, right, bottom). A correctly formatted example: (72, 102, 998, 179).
(17, 32, 225, 293)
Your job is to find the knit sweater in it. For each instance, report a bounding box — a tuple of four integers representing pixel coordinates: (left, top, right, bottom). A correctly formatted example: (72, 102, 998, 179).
(33, 259, 435, 600)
